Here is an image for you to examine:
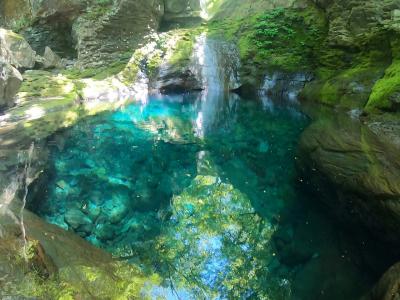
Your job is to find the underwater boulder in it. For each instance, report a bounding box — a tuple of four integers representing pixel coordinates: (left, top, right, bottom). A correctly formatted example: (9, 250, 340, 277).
(363, 261, 400, 300)
(64, 208, 93, 230)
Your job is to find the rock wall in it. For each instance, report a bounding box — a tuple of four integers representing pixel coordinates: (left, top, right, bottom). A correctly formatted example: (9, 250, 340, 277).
(72, 0, 164, 67)
(302, 0, 400, 112)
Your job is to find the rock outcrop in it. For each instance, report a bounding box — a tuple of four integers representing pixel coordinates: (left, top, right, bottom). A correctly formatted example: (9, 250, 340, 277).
(298, 114, 400, 246)
(302, 0, 400, 112)
(0, 28, 36, 68)
(72, 0, 164, 67)
(0, 201, 154, 298)
(0, 59, 23, 107)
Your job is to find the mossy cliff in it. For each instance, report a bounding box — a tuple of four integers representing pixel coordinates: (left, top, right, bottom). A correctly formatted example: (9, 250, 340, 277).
(207, 0, 400, 114)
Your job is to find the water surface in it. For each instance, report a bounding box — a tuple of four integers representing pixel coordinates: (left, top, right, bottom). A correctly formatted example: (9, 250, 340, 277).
(32, 92, 384, 299)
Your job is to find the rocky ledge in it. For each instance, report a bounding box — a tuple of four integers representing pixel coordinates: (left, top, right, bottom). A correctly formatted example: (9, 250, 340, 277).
(298, 112, 400, 246)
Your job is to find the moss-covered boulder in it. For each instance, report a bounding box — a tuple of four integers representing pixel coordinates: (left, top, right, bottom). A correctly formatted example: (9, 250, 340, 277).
(0, 28, 36, 69)
(0, 201, 159, 298)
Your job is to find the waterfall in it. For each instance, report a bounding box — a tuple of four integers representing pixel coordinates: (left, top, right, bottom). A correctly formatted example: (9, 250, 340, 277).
(200, 0, 209, 19)
(192, 33, 241, 92)
(191, 33, 241, 138)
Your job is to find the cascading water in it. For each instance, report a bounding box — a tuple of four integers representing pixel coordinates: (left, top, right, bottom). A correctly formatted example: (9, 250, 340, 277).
(191, 33, 241, 138)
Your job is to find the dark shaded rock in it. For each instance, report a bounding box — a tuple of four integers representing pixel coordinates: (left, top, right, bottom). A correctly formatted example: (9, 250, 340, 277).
(22, 22, 77, 58)
(94, 223, 115, 241)
(73, 0, 164, 67)
(298, 114, 400, 245)
(259, 72, 313, 101)
(363, 262, 400, 300)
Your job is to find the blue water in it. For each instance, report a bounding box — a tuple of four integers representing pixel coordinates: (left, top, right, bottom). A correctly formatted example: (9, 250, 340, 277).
(32, 92, 383, 299)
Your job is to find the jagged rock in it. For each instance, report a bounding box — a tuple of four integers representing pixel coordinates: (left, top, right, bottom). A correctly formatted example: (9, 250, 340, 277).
(0, 59, 23, 108)
(311, 0, 400, 48)
(259, 72, 313, 101)
(0, 28, 36, 69)
(30, 0, 86, 20)
(298, 115, 400, 245)
(41, 46, 64, 69)
(363, 262, 400, 300)
(72, 0, 164, 67)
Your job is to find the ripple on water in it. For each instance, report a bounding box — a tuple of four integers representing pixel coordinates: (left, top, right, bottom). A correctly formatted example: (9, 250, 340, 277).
(30, 92, 386, 299)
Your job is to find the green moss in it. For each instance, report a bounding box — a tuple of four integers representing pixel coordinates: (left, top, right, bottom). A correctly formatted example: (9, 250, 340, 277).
(0, 235, 160, 299)
(63, 55, 130, 81)
(208, 6, 327, 83)
(168, 30, 201, 68)
(10, 16, 33, 32)
(365, 59, 400, 112)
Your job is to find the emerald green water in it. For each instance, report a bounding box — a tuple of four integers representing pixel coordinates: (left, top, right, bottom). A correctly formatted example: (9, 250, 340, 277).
(32, 93, 384, 299)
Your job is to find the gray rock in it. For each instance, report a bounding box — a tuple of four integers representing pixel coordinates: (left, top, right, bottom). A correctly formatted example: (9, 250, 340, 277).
(64, 208, 92, 230)
(0, 28, 36, 69)
(41, 46, 64, 69)
(0, 59, 23, 108)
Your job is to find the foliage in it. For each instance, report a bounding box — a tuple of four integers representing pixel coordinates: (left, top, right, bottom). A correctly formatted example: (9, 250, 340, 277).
(208, 6, 327, 84)
(10, 16, 33, 32)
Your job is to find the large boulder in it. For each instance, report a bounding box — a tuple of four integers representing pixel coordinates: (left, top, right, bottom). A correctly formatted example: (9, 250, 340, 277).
(0, 28, 36, 69)
(298, 114, 400, 245)
(0, 59, 23, 107)
(0, 201, 155, 298)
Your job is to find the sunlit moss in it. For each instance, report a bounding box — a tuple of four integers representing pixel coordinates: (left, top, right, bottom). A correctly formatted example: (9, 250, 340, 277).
(366, 58, 400, 112)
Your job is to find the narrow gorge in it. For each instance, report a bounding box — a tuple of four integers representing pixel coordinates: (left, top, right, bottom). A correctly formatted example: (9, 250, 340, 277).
(0, 0, 399, 299)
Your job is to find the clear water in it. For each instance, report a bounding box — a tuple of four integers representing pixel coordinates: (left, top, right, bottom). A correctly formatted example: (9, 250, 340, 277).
(32, 92, 385, 299)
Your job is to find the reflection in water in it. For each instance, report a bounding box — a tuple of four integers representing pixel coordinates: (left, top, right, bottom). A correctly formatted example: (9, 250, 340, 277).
(31, 92, 384, 299)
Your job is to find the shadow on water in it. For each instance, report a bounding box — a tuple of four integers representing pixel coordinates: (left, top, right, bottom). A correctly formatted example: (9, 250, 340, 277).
(28, 91, 396, 300)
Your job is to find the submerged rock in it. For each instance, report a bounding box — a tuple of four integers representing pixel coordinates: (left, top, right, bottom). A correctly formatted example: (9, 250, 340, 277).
(64, 208, 92, 230)
(298, 114, 400, 245)
(364, 262, 400, 300)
